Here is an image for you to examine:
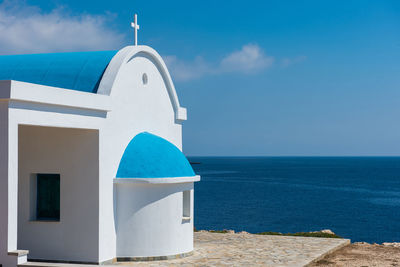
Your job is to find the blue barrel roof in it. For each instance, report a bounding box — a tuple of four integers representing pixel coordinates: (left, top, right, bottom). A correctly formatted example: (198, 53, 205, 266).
(116, 132, 195, 178)
(0, 50, 118, 93)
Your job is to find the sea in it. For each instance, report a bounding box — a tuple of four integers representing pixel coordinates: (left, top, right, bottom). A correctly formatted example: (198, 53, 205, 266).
(189, 157, 400, 244)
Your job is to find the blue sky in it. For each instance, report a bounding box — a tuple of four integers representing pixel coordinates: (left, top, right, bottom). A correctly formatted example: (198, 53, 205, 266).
(1, 0, 400, 155)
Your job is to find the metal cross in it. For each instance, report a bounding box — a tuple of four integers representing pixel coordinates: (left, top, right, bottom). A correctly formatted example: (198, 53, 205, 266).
(131, 14, 140, 46)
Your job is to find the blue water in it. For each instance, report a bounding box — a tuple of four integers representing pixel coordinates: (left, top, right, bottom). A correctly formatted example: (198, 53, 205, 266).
(189, 157, 400, 243)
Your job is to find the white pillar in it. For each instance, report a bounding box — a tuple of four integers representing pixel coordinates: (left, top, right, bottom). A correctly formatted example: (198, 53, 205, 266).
(0, 102, 12, 266)
(0, 103, 24, 267)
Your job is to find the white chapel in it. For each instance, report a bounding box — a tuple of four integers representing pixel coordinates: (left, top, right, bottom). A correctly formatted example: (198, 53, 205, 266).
(0, 15, 200, 266)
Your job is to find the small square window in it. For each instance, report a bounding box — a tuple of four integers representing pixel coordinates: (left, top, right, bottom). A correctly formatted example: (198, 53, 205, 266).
(36, 174, 60, 221)
(182, 190, 190, 218)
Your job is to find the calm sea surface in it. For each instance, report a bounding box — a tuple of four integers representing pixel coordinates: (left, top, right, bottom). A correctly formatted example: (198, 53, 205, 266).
(189, 157, 400, 243)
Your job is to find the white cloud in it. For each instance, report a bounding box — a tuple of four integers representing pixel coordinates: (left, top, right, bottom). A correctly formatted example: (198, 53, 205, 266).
(165, 44, 275, 82)
(0, 1, 126, 54)
(280, 55, 307, 68)
(220, 44, 274, 73)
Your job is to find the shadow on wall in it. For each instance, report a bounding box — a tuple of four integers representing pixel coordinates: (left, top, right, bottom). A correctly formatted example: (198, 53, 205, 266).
(113, 182, 192, 232)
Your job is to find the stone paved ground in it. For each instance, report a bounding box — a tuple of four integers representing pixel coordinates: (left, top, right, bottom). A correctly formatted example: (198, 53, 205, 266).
(22, 231, 350, 267)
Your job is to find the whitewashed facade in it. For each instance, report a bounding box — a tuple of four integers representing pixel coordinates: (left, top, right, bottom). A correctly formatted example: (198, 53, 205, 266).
(0, 44, 200, 266)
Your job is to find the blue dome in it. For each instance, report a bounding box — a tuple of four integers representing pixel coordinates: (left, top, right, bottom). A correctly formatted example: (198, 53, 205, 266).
(116, 132, 195, 178)
(0, 50, 117, 93)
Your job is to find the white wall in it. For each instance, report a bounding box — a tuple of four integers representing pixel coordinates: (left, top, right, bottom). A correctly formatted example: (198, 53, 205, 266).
(0, 45, 189, 264)
(98, 48, 183, 261)
(115, 182, 194, 257)
(0, 101, 18, 267)
(0, 81, 108, 265)
(17, 125, 99, 262)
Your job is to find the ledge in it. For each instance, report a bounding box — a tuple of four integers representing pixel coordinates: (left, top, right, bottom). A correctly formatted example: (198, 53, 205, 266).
(182, 216, 191, 222)
(8, 250, 29, 256)
(0, 80, 111, 113)
(175, 107, 187, 122)
(113, 175, 200, 184)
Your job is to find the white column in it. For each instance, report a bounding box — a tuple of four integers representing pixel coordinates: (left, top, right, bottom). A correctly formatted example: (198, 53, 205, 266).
(0, 103, 23, 267)
(0, 102, 12, 266)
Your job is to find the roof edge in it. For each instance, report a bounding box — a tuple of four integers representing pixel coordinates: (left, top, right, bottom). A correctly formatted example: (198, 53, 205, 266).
(0, 80, 111, 112)
(97, 45, 187, 122)
(113, 175, 200, 184)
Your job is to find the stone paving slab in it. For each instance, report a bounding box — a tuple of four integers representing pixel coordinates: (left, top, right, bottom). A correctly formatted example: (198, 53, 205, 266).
(21, 232, 350, 267)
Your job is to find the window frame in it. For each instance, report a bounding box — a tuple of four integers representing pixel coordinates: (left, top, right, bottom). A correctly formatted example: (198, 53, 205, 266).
(182, 190, 191, 219)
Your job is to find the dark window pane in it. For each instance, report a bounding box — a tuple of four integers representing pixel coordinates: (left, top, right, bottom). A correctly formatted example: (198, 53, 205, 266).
(36, 174, 60, 221)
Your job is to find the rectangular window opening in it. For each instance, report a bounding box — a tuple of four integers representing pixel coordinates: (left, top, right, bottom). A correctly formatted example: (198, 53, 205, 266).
(35, 173, 60, 221)
(182, 190, 190, 218)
